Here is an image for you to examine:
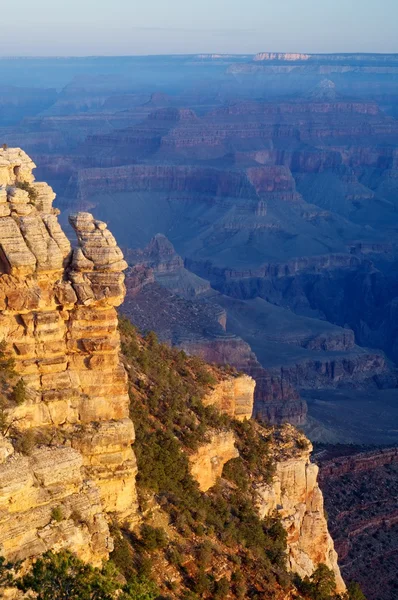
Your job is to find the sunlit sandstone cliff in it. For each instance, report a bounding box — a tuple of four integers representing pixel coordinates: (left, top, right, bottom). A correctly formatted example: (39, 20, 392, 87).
(0, 148, 136, 564)
(191, 378, 345, 591)
(256, 426, 345, 592)
(0, 149, 344, 594)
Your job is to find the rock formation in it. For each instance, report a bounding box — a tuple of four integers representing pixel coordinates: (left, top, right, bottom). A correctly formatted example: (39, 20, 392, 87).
(0, 148, 137, 564)
(0, 148, 345, 596)
(186, 373, 344, 591)
(202, 374, 255, 421)
(189, 430, 238, 492)
(125, 234, 212, 299)
(256, 426, 346, 593)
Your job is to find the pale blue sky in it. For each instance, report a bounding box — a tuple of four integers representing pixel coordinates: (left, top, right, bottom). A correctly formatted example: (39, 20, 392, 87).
(0, 0, 397, 56)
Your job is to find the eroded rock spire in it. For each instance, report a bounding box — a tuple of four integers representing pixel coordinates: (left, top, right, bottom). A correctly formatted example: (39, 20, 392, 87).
(0, 148, 137, 564)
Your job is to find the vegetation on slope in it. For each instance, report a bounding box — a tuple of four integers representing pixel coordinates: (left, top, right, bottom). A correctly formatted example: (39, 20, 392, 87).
(0, 316, 365, 599)
(111, 316, 364, 600)
(117, 316, 287, 599)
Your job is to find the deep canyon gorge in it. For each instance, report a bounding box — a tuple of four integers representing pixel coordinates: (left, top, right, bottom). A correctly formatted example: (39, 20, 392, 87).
(1, 51, 398, 599)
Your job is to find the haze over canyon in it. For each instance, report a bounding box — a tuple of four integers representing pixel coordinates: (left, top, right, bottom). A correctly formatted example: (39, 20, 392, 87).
(1, 49, 398, 600)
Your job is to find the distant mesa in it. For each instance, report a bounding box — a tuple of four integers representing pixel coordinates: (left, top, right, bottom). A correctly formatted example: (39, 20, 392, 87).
(254, 52, 311, 62)
(254, 51, 398, 63)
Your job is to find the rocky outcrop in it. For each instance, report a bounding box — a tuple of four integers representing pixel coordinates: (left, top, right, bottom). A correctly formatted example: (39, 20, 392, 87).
(0, 88, 57, 127)
(176, 334, 305, 425)
(229, 63, 398, 76)
(202, 374, 255, 421)
(189, 430, 238, 492)
(246, 166, 302, 202)
(181, 331, 303, 424)
(187, 253, 362, 286)
(319, 447, 398, 481)
(0, 445, 110, 564)
(0, 148, 137, 564)
(251, 368, 306, 425)
(188, 380, 344, 592)
(122, 280, 227, 345)
(256, 426, 345, 593)
(266, 349, 389, 391)
(127, 233, 184, 274)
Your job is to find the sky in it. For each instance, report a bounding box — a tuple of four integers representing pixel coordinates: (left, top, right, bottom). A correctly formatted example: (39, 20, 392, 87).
(0, 0, 397, 56)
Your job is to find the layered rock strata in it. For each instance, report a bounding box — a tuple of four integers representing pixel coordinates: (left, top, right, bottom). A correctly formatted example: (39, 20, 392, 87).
(0, 148, 345, 593)
(188, 373, 344, 592)
(318, 447, 398, 600)
(256, 426, 345, 593)
(202, 374, 255, 421)
(0, 148, 137, 564)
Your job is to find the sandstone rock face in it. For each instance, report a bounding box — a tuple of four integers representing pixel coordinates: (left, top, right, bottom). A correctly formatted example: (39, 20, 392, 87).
(0, 443, 111, 564)
(189, 430, 238, 492)
(255, 426, 345, 593)
(188, 375, 254, 491)
(188, 378, 344, 592)
(0, 148, 137, 564)
(202, 374, 255, 420)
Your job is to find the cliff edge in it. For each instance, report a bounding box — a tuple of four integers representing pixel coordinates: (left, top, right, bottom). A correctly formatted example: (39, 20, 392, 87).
(0, 148, 345, 598)
(0, 148, 137, 564)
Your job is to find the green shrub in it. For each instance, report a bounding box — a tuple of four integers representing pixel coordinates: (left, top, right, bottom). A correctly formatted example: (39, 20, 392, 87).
(0, 341, 15, 377)
(295, 564, 337, 600)
(16, 550, 118, 600)
(347, 581, 367, 600)
(11, 379, 27, 405)
(50, 506, 64, 523)
(197, 540, 213, 568)
(233, 419, 275, 483)
(117, 315, 294, 597)
(139, 524, 167, 551)
(15, 180, 38, 202)
(214, 576, 229, 599)
(297, 437, 309, 450)
(13, 550, 158, 600)
(0, 556, 14, 589)
(232, 571, 247, 599)
(193, 568, 212, 595)
(121, 578, 158, 600)
(166, 545, 183, 567)
(222, 457, 249, 491)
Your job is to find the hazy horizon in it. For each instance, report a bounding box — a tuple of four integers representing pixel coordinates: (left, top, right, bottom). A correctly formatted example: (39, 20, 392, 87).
(2, 50, 398, 59)
(0, 0, 397, 57)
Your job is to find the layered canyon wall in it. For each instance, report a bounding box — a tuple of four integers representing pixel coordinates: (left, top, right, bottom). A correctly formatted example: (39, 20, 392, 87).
(0, 148, 137, 564)
(0, 148, 344, 593)
(256, 426, 345, 592)
(318, 447, 398, 600)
